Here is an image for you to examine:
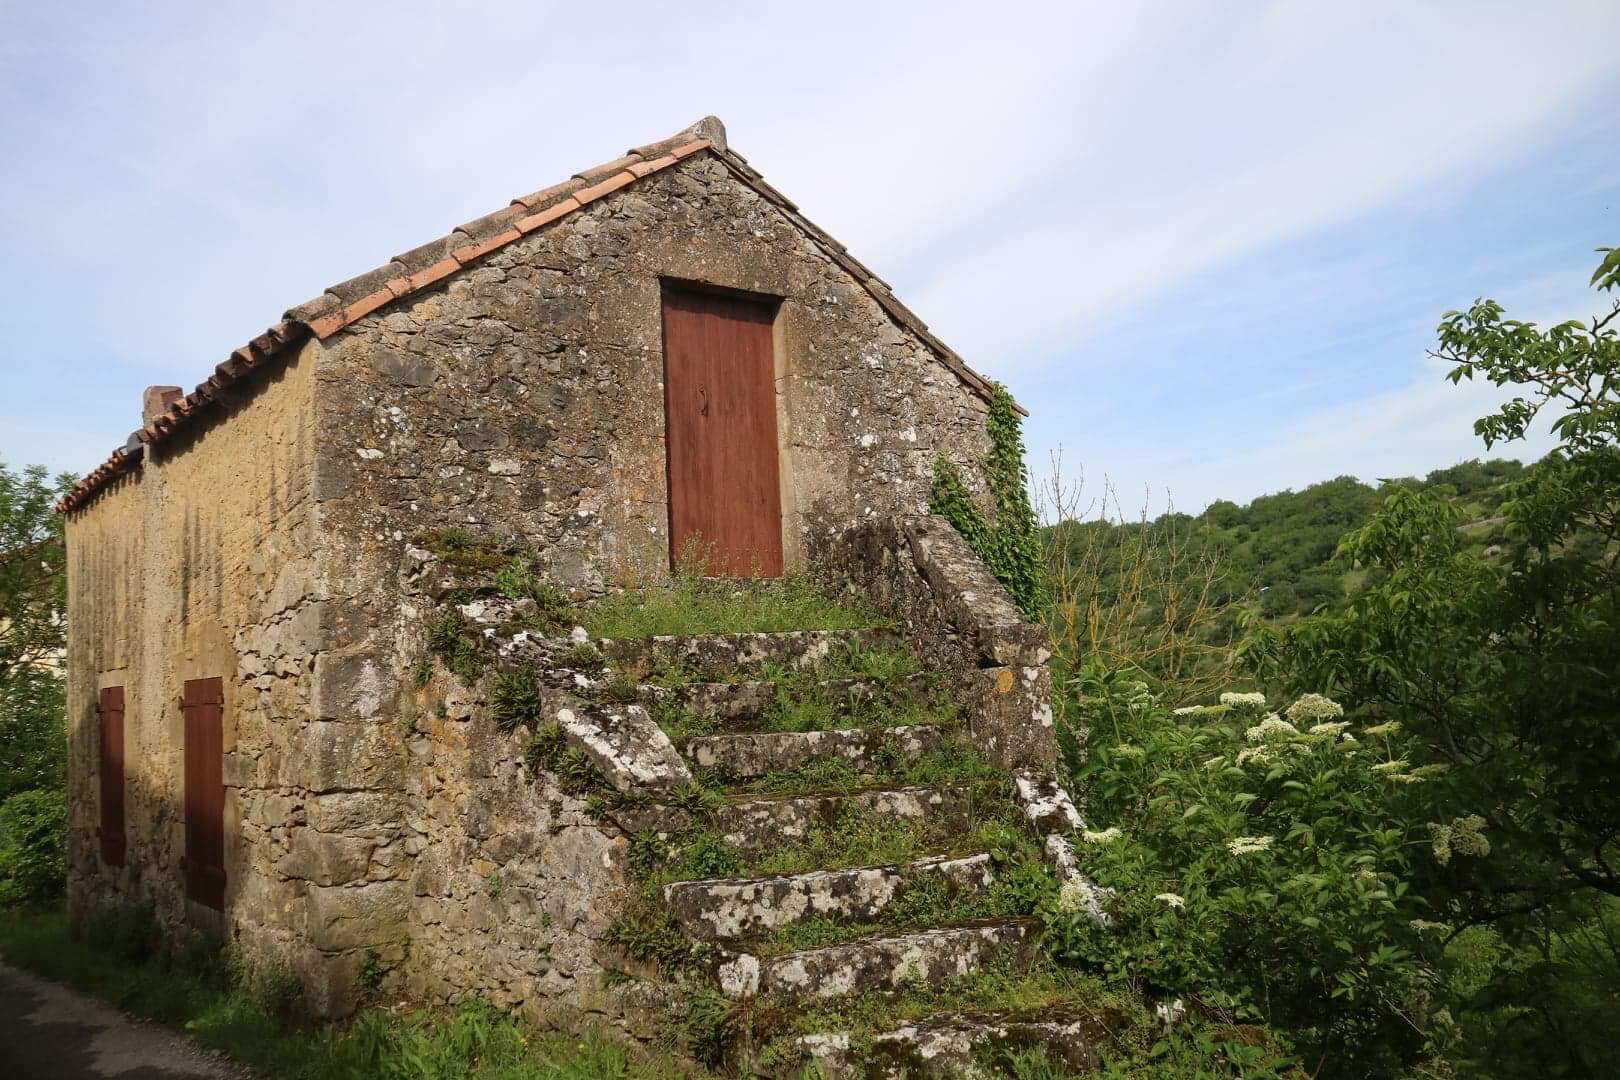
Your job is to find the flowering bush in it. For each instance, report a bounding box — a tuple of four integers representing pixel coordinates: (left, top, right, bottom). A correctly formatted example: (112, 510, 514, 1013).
(1051, 662, 1455, 1077)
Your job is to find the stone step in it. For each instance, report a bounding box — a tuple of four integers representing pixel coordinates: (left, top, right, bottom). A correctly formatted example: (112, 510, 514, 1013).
(663, 853, 993, 941)
(640, 672, 939, 730)
(708, 784, 973, 858)
(598, 627, 899, 681)
(799, 1006, 1111, 1077)
(716, 919, 1040, 1001)
(677, 725, 949, 780)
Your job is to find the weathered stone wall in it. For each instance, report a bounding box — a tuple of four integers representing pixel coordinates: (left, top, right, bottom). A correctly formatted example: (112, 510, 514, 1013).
(64, 343, 322, 958)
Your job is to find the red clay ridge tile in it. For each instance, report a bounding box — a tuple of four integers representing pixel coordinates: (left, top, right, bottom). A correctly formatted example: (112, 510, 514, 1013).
(515, 196, 582, 234)
(457, 205, 524, 240)
(628, 153, 678, 178)
(407, 257, 460, 291)
(573, 170, 637, 205)
(574, 154, 642, 183)
(511, 178, 586, 211)
(670, 139, 710, 159)
(307, 311, 348, 339)
(451, 227, 521, 266)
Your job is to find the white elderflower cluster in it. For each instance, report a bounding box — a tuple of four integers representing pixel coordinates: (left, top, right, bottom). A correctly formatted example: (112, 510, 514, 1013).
(1371, 758, 1410, 775)
(1285, 693, 1343, 724)
(1057, 877, 1102, 914)
(1430, 815, 1490, 866)
(1154, 893, 1186, 910)
(1174, 704, 1230, 718)
(1235, 746, 1273, 767)
(1082, 826, 1122, 845)
(1113, 745, 1146, 759)
(1245, 715, 1300, 742)
(1227, 835, 1274, 856)
(1363, 720, 1402, 737)
(1307, 720, 1351, 738)
(1220, 691, 1267, 708)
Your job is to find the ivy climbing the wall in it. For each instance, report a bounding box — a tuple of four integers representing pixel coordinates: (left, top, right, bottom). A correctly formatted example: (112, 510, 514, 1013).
(929, 382, 1048, 620)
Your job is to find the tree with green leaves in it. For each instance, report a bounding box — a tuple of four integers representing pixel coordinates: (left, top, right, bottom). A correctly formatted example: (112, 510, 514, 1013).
(1243, 247, 1620, 1076)
(0, 461, 74, 804)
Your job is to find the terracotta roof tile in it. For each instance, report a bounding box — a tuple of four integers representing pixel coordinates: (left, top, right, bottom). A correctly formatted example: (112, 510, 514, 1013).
(323, 262, 406, 305)
(572, 170, 638, 206)
(628, 153, 678, 178)
(393, 233, 464, 274)
(515, 196, 582, 234)
(283, 292, 343, 324)
(406, 257, 460, 292)
(574, 153, 643, 183)
(59, 114, 1012, 514)
(455, 204, 525, 240)
(450, 227, 522, 266)
(510, 177, 587, 211)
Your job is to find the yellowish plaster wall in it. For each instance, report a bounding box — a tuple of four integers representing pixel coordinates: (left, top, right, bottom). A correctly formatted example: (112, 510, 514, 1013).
(65, 341, 321, 937)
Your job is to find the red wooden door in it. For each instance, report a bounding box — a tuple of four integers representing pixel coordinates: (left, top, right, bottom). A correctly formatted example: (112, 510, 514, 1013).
(97, 686, 125, 867)
(182, 677, 225, 910)
(661, 287, 784, 577)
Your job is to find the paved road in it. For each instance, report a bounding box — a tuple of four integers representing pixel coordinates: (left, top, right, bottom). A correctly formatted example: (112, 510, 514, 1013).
(0, 961, 243, 1079)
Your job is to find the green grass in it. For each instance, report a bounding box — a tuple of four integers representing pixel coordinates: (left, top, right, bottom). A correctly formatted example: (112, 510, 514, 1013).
(579, 574, 882, 640)
(0, 908, 699, 1080)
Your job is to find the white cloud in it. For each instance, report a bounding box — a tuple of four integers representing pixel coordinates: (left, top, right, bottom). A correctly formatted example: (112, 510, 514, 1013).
(900, 1, 1620, 371)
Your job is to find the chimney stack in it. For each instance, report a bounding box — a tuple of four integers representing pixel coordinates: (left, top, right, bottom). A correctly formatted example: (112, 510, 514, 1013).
(142, 386, 183, 427)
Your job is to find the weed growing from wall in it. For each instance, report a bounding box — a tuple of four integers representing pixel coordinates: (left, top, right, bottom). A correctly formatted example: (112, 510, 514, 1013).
(930, 382, 1048, 619)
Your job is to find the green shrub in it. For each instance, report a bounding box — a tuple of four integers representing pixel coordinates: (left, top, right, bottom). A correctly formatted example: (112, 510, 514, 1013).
(0, 788, 66, 907)
(1061, 663, 1444, 1077)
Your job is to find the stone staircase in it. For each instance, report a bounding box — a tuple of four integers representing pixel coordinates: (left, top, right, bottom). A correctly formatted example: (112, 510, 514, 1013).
(569, 625, 1114, 1077)
(409, 516, 1120, 1076)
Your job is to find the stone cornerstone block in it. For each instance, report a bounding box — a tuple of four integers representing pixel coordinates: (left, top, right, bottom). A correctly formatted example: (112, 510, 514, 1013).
(306, 880, 411, 951)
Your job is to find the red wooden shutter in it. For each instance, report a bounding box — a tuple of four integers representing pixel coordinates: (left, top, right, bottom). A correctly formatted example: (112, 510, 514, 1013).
(97, 686, 126, 867)
(661, 286, 784, 577)
(182, 676, 226, 910)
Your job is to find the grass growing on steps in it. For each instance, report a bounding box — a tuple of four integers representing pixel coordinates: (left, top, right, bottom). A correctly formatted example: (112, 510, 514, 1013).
(0, 909, 700, 1080)
(579, 574, 883, 639)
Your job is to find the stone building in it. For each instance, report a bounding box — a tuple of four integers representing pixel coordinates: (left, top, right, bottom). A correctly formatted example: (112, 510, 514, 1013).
(57, 116, 1094, 1069)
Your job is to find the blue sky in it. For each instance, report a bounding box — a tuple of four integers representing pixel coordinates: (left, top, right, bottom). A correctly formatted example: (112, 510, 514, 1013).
(2, 1, 1617, 515)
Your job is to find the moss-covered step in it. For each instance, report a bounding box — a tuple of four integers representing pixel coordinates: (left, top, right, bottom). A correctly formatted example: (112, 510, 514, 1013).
(599, 628, 900, 680)
(676, 725, 950, 779)
(800, 1005, 1113, 1078)
(715, 918, 1041, 1000)
(663, 852, 993, 941)
(707, 785, 973, 858)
